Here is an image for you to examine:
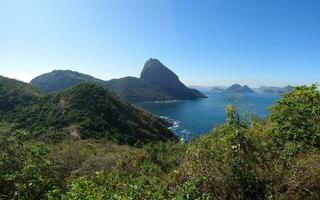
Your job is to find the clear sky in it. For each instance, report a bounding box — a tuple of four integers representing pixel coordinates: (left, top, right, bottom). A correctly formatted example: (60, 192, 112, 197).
(0, 0, 319, 87)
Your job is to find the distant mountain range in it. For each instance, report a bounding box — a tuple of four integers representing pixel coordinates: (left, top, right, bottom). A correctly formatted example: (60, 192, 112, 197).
(193, 84, 293, 95)
(30, 59, 207, 102)
(257, 86, 293, 94)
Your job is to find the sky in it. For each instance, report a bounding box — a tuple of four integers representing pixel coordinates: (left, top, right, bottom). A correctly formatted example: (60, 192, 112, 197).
(0, 0, 319, 87)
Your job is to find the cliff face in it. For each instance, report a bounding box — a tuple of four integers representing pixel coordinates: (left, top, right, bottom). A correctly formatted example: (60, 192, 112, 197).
(140, 59, 207, 99)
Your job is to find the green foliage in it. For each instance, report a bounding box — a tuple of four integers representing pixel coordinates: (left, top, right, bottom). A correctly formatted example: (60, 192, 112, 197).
(0, 123, 56, 199)
(269, 84, 320, 148)
(0, 76, 41, 113)
(47, 177, 107, 200)
(142, 141, 186, 174)
(266, 150, 320, 200)
(225, 104, 240, 125)
(2, 81, 177, 146)
(1, 82, 320, 199)
(45, 141, 183, 199)
(183, 123, 266, 199)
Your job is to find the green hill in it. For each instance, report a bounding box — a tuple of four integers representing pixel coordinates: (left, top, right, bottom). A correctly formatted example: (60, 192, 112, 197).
(1, 76, 177, 145)
(30, 70, 105, 93)
(1, 77, 320, 199)
(0, 76, 42, 113)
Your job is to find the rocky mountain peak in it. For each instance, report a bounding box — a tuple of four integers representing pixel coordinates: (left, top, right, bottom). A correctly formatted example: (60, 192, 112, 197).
(140, 58, 179, 86)
(140, 58, 207, 99)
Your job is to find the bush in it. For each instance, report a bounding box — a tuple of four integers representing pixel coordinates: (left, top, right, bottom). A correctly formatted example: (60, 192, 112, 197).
(0, 123, 56, 199)
(269, 84, 320, 148)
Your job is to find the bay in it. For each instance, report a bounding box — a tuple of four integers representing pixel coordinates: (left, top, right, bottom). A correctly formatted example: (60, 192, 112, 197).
(135, 91, 280, 142)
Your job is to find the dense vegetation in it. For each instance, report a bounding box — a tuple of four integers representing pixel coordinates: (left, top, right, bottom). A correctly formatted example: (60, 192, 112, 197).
(0, 76, 42, 113)
(1, 76, 176, 146)
(1, 79, 319, 199)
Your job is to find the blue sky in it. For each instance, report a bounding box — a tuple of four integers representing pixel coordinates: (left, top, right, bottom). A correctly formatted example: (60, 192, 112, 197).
(0, 0, 319, 87)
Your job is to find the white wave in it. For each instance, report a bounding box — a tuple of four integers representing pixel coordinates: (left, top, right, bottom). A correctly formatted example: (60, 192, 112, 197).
(159, 115, 194, 143)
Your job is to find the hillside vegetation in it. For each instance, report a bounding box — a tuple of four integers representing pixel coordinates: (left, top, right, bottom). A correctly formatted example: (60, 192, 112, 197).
(0, 81, 319, 199)
(0, 76, 42, 112)
(1, 76, 176, 146)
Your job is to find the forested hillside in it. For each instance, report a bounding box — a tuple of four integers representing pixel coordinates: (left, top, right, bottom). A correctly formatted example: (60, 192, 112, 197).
(0, 76, 42, 112)
(0, 76, 177, 146)
(0, 82, 319, 199)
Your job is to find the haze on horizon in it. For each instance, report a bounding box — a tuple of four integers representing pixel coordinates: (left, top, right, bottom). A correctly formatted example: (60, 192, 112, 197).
(1, 0, 319, 87)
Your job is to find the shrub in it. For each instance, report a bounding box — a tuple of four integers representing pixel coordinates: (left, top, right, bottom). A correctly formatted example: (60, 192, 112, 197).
(269, 84, 320, 148)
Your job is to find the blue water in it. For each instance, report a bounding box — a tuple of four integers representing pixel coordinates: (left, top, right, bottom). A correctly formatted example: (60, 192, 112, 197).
(135, 92, 280, 142)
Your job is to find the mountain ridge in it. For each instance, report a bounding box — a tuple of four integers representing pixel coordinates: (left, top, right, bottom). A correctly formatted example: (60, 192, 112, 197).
(30, 59, 207, 101)
(258, 85, 293, 94)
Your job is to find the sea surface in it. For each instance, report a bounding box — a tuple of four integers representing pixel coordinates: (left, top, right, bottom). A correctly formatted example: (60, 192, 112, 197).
(135, 91, 280, 142)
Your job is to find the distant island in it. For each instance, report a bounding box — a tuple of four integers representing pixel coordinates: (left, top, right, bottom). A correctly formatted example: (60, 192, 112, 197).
(257, 85, 293, 94)
(204, 85, 293, 95)
(193, 84, 255, 94)
(226, 84, 254, 93)
(30, 58, 207, 102)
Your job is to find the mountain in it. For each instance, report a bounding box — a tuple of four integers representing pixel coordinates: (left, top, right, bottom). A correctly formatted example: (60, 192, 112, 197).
(30, 70, 174, 102)
(226, 84, 254, 93)
(140, 58, 207, 99)
(30, 59, 207, 101)
(259, 85, 293, 94)
(0, 75, 42, 112)
(104, 77, 172, 102)
(30, 70, 105, 93)
(1, 76, 177, 145)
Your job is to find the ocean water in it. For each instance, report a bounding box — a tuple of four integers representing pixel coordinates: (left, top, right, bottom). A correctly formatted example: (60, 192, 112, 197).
(135, 91, 280, 142)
